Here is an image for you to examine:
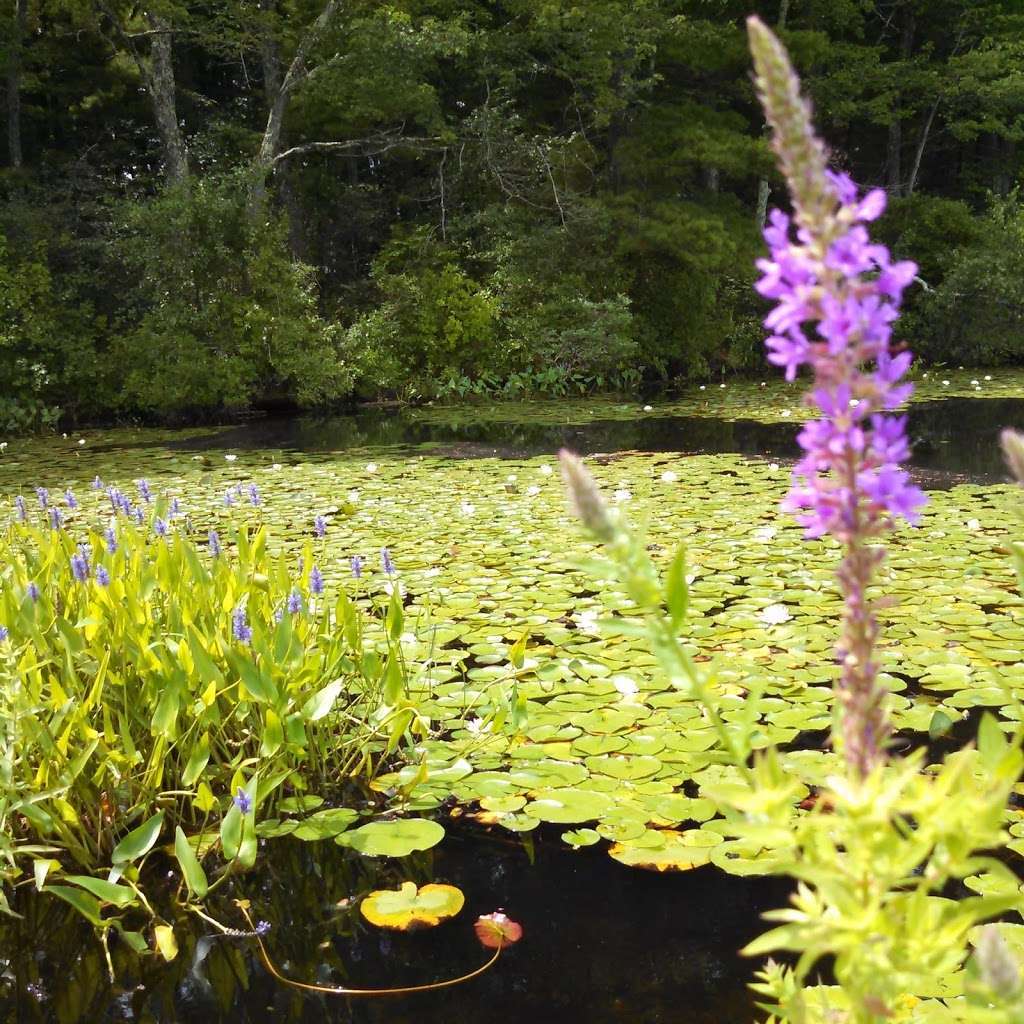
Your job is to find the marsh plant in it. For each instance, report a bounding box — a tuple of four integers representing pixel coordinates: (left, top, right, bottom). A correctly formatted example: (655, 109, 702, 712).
(0, 481, 429, 948)
(561, 17, 1024, 1024)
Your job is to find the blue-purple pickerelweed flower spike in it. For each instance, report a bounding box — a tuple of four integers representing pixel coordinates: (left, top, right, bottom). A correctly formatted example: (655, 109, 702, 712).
(381, 548, 396, 576)
(208, 530, 221, 557)
(133, 506, 145, 525)
(70, 551, 90, 583)
(137, 478, 152, 504)
(232, 604, 253, 644)
(314, 515, 327, 538)
(35, 486, 48, 509)
(309, 565, 324, 595)
(105, 526, 118, 555)
(153, 517, 169, 538)
(49, 507, 64, 531)
(350, 554, 363, 579)
(0, 626, 8, 642)
(287, 589, 303, 614)
(91, 475, 104, 490)
(95, 565, 111, 587)
(169, 497, 182, 518)
(14, 495, 26, 522)
(748, 17, 927, 778)
(233, 788, 253, 814)
(27, 581, 40, 602)
(248, 484, 261, 507)
(64, 489, 78, 510)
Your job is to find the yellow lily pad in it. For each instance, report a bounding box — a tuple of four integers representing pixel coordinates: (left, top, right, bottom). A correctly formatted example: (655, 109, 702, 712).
(360, 881, 465, 931)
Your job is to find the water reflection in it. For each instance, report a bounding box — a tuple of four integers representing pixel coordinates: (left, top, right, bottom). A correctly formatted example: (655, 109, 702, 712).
(172, 398, 1024, 485)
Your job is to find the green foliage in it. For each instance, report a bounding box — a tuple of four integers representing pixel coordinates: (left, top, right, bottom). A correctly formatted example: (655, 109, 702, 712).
(0, 485, 428, 932)
(113, 174, 352, 416)
(909, 193, 1024, 366)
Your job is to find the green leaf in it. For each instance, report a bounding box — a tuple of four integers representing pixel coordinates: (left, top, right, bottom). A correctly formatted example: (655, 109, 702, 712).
(174, 826, 209, 899)
(64, 875, 137, 908)
(978, 712, 1007, 769)
(111, 812, 164, 865)
(664, 544, 689, 630)
(383, 656, 404, 705)
(928, 709, 955, 741)
(46, 885, 104, 926)
(302, 680, 344, 722)
(182, 732, 211, 787)
(220, 805, 242, 862)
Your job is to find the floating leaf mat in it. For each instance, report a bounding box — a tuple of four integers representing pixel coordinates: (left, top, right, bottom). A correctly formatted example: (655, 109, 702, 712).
(4, 411, 1024, 877)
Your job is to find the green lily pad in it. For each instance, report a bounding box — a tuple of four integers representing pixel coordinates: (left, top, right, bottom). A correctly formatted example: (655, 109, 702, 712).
(336, 818, 445, 857)
(360, 881, 464, 930)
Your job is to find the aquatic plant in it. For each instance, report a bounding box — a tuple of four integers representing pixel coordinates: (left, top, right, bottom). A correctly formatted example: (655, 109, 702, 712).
(0, 483, 435, 946)
(558, 19, 1024, 1021)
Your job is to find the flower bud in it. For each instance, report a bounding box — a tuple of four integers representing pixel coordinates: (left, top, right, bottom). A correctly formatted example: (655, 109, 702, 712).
(1001, 429, 1024, 485)
(558, 449, 615, 542)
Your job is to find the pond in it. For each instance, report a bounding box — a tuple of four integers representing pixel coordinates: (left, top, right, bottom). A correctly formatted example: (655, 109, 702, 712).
(4, 380, 1024, 1023)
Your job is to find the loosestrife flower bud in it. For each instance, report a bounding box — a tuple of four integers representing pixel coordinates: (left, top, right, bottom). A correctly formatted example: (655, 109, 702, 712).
(558, 449, 616, 542)
(1001, 429, 1024, 485)
(976, 925, 1021, 998)
(749, 19, 925, 778)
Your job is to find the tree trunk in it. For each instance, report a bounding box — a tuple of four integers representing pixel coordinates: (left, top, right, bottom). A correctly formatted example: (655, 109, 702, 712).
(6, 0, 26, 167)
(755, 0, 789, 229)
(145, 14, 189, 186)
(906, 97, 939, 196)
(886, 5, 915, 197)
(253, 0, 338, 191)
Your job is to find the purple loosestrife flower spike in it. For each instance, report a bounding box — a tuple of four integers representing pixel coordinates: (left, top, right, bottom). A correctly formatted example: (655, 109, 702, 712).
(309, 565, 324, 595)
(381, 548, 396, 576)
(248, 484, 261, 507)
(27, 582, 40, 602)
(287, 589, 303, 614)
(232, 605, 253, 644)
(14, 495, 25, 522)
(748, 17, 926, 778)
(208, 530, 221, 557)
(35, 487, 48, 509)
(350, 555, 363, 579)
(314, 515, 326, 538)
(104, 527, 118, 555)
(233, 788, 253, 814)
(49, 507, 63, 531)
(70, 552, 90, 583)
(137, 478, 152, 504)
(95, 565, 111, 587)
(65, 489, 77, 510)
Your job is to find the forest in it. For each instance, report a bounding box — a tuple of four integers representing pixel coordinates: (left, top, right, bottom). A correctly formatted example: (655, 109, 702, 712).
(1, 0, 1023, 427)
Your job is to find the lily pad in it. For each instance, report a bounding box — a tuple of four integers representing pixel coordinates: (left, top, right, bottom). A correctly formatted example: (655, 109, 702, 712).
(336, 818, 445, 857)
(360, 881, 464, 930)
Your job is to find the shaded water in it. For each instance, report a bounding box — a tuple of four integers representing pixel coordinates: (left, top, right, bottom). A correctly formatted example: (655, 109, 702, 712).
(3, 395, 1021, 1023)
(170, 397, 1024, 485)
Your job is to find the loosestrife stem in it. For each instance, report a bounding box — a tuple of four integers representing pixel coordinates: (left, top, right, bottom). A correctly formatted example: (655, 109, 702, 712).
(747, 16, 925, 778)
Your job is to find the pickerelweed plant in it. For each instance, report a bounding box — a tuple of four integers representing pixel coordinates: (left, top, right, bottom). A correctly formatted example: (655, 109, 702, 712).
(559, 18, 1024, 1024)
(0, 480, 439, 961)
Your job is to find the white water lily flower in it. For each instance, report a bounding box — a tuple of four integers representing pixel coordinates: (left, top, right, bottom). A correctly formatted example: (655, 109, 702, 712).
(527, 485, 541, 496)
(270, 463, 283, 471)
(643, 404, 653, 412)
(699, 385, 706, 391)
(224, 453, 238, 462)
(612, 676, 639, 699)
(942, 380, 950, 386)
(660, 470, 678, 483)
(77, 438, 86, 446)
(719, 383, 726, 388)
(465, 717, 493, 736)
(576, 609, 600, 633)
(768, 462, 780, 472)
(753, 526, 777, 542)
(460, 501, 476, 515)
(506, 474, 517, 483)
(613, 489, 632, 503)
(347, 489, 360, 502)
(540, 464, 553, 476)
(781, 408, 792, 417)
(967, 518, 981, 531)
(365, 462, 378, 473)
(971, 379, 980, 386)
(759, 603, 792, 625)
(985, 375, 993, 381)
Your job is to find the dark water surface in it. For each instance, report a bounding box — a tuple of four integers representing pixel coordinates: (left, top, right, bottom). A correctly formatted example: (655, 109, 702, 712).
(171, 397, 1024, 485)
(2, 827, 789, 1024)
(4, 396, 1019, 1023)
